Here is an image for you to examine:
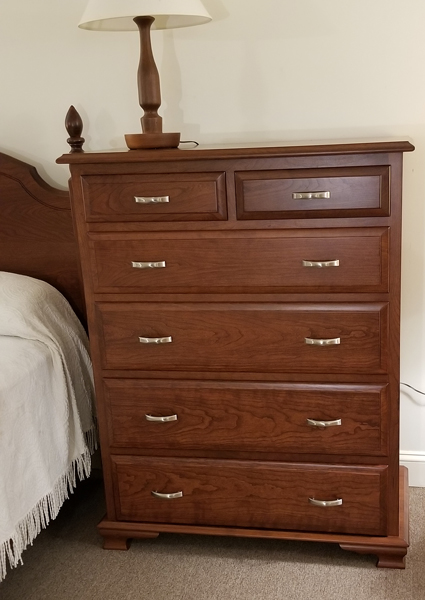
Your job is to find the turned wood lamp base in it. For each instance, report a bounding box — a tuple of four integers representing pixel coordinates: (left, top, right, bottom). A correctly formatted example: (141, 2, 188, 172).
(125, 131, 181, 150)
(125, 16, 181, 150)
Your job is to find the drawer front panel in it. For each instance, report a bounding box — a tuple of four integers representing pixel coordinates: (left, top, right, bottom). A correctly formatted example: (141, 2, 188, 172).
(235, 166, 390, 219)
(82, 172, 227, 221)
(105, 380, 388, 455)
(90, 228, 389, 293)
(97, 302, 388, 374)
(112, 457, 387, 535)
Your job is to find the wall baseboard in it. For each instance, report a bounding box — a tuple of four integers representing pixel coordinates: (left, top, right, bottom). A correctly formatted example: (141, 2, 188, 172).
(400, 452, 425, 487)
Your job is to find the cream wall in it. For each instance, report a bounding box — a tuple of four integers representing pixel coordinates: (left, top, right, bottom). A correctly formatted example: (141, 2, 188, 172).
(2, 0, 425, 484)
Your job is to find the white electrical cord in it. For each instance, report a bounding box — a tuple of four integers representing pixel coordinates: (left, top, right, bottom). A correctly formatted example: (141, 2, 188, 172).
(400, 382, 425, 406)
(401, 382, 425, 396)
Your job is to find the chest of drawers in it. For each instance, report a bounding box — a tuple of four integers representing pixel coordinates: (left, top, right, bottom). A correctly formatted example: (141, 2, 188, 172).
(58, 140, 414, 568)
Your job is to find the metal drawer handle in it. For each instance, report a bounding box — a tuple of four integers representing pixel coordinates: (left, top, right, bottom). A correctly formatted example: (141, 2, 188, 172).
(302, 260, 339, 268)
(151, 490, 183, 500)
(131, 261, 166, 269)
(145, 414, 178, 423)
(305, 337, 340, 346)
(139, 336, 173, 344)
(307, 418, 342, 428)
(134, 196, 170, 204)
(292, 191, 331, 200)
(309, 497, 343, 508)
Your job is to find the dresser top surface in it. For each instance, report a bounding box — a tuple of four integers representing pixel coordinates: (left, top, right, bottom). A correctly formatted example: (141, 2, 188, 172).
(57, 140, 414, 166)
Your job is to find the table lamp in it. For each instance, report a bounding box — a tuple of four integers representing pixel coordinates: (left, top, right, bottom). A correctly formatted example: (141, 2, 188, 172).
(78, 0, 212, 149)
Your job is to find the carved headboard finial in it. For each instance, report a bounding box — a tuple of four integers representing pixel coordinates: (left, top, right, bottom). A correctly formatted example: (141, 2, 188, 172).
(65, 106, 85, 153)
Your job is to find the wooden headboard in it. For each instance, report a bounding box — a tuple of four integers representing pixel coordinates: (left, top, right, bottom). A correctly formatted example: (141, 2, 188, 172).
(0, 152, 85, 323)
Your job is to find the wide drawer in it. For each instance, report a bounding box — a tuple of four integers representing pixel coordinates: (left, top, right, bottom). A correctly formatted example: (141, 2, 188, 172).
(112, 456, 388, 535)
(90, 228, 389, 293)
(105, 380, 388, 456)
(235, 166, 390, 219)
(96, 302, 388, 374)
(81, 172, 227, 221)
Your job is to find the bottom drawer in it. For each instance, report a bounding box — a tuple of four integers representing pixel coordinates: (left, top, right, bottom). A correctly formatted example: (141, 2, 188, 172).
(112, 457, 387, 535)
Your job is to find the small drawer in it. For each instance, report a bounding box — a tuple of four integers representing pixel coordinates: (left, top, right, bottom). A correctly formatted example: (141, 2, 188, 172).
(81, 172, 227, 221)
(235, 166, 390, 220)
(112, 456, 388, 535)
(105, 380, 388, 456)
(96, 302, 388, 374)
(90, 228, 389, 294)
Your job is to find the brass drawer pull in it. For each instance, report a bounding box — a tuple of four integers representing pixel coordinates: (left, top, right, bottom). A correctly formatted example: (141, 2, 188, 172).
(302, 260, 339, 268)
(139, 336, 173, 344)
(134, 196, 170, 204)
(151, 491, 183, 500)
(131, 261, 166, 269)
(309, 497, 343, 508)
(307, 418, 342, 428)
(145, 414, 178, 423)
(292, 191, 331, 200)
(305, 337, 340, 346)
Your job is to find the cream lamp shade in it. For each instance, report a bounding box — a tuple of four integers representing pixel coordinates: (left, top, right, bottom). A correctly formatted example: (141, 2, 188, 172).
(79, 0, 212, 31)
(78, 0, 212, 149)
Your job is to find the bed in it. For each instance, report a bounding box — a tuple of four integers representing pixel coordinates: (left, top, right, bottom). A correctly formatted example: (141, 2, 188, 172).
(0, 152, 96, 581)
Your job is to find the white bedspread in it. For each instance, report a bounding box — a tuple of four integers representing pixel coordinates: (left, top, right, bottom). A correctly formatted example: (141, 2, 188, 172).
(0, 272, 96, 581)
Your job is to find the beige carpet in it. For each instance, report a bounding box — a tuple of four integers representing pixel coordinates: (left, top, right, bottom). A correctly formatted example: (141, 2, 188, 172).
(1, 477, 424, 600)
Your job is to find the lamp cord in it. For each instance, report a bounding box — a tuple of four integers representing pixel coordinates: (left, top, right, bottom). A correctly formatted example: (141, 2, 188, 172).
(401, 382, 425, 396)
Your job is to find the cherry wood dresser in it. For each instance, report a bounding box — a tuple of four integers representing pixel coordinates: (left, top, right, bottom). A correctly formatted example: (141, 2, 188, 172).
(58, 140, 414, 568)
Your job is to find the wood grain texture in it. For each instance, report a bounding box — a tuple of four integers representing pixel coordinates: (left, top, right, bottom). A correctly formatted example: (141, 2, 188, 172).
(97, 466, 410, 563)
(112, 456, 388, 535)
(89, 228, 389, 294)
(0, 152, 84, 321)
(236, 165, 390, 219)
(57, 140, 415, 166)
(96, 301, 388, 374)
(340, 466, 409, 568)
(104, 380, 388, 456)
(60, 141, 413, 567)
(82, 172, 227, 222)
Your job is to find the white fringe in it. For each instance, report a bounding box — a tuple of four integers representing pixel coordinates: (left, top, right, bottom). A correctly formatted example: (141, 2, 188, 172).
(0, 426, 97, 582)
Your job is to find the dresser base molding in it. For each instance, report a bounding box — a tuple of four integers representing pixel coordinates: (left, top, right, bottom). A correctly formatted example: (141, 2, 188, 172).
(98, 466, 409, 568)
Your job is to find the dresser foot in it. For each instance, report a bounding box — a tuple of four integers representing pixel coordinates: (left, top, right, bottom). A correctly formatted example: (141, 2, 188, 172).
(103, 536, 132, 551)
(339, 543, 407, 569)
(339, 466, 409, 569)
(98, 518, 159, 550)
(376, 551, 407, 569)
